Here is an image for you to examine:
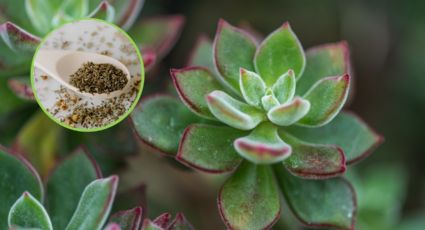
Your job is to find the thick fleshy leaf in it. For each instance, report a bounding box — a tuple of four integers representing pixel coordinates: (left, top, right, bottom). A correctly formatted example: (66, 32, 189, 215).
(171, 67, 223, 119)
(176, 124, 244, 173)
(88, 0, 115, 22)
(8, 192, 52, 230)
(218, 161, 280, 230)
(298, 74, 350, 127)
(296, 41, 351, 95)
(129, 15, 184, 58)
(234, 122, 291, 164)
(274, 166, 356, 229)
(47, 148, 102, 229)
(272, 69, 296, 104)
(206, 90, 264, 130)
(25, 0, 55, 35)
(104, 223, 122, 230)
(286, 111, 383, 164)
(0, 0, 34, 34)
(65, 176, 119, 230)
(261, 89, 280, 111)
(141, 49, 157, 71)
(279, 131, 346, 179)
(131, 96, 200, 155)
(60, 0, 89, 19)
(0, 149, 43, 230)
(153, 213, 172, 228)
(8, 77, 34, 100)
(268, 97, 310, 126)
(213, 19, 257, 94)
(109, 207, 143, 230)
(254, 22, 305, 85)
(0, 22, 40, 77)
(187, 35, 215, 72)
(239, 68, 266, 107)
(169, 213, 194, 230)
(110, 0, 144, 30)
(141, 219, 162, 230)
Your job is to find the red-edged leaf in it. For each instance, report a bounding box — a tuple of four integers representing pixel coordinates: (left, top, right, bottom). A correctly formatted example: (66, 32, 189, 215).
(109, 207, 143, 230)
(112, 0, 145, 30)
(104, 223, 122, 230)
(8, 77, 34, 100)
(153, 213, 172, 228)
(176, 124, 244, 173)
(171, 67, 223, 119)
(141, 219, 162, 230)
(88, 0, 115, 22)
(169, 213, 194, 230)
(142, 49, 157, 71)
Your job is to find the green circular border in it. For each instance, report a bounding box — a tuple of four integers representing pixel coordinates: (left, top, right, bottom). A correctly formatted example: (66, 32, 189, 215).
(31, 18, 145, 132)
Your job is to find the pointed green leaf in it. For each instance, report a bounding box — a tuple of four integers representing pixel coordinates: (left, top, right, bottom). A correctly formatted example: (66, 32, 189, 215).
(25, 0, 55, 35)
(254, 22, 305, 85)
(169, 213, 194, 230)
(8, 77, 34, 100)
(234, 122, 291, 164)
(272, 69, 296, 104)
(286, 111, 383, 164)
(218, 161, 280, 230)
(298, 74, 350, 127)
(274, 166, 356, 229)
(0, 149, 43, 230)
(171, 67, 223, 119)
(206, 90, 264, 130)
(59, 0, 89, 19)
(8, 192, 52, 230)
(177, 124, 244, 173)
(109, 207, 143, 230)
(297, 41, 351, 95)
(239, 68, 266, 107)
(213, 19, 257, 94)
(46, 148, 102, 229)
(65, 176, 118, 230)
(88, 0, 115, 22)
(187, 36, 215, 72)
(110, 0, 144, 30)
(131, 96, 200, 155)
(268, 97, 310, 126)
(279, 131, 346, 179)
(261, 89, 280, 111)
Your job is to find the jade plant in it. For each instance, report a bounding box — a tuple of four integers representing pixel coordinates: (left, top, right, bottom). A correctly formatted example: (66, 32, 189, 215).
(131, 19, 383, 229)
(0, 146, 193, 230)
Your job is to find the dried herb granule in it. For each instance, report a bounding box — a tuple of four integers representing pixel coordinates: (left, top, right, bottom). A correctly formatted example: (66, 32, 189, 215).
(70, 62, 128, 94)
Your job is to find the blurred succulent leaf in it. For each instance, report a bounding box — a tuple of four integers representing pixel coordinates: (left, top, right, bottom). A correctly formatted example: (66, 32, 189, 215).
(298, 75, 350, 127)
(8, 76, 34, 100)
(171, 67, 223, 119)
(206, 90, 264, 130)
(109, 207, 142, 230)
(187, 36, 215, 72)
(254, 22, 305, 85)
(0, 149, 43, 230)
(25, 0, 55, 35)
(131, 96, 200, 155)
(141, 219, 162, 230)
(88, 0, 115, 22)
(176, 124, 244, 173)
(0, 0, 34, 34)
(218, 161, 280, 230)
(0, 104, 35, 147)
(47, 148, 102, 229)
(279, 131, 346, 179)
(0, 76, 29, 114)
(234, 122, 291, 164)
(60, 0, 89, 19)
(129, 15, 184, 58)
(268, 97, 310, 126)
(168, 213, 194, 230)
(141, 49, 157, 71)
(8, 192, 52, 230)
(239, 68, 266, 107)
(104, 223, 122, 230)
(272, 69, 296, 104)
(286, 111, 383, 164)
(398, 213, 425, 230)
(274, 165, 356, 230)
(297, 41, 351, 95)
(213, 19, 257, 94)
(109, 0, 144, 30)
(65, 176, 119, 230)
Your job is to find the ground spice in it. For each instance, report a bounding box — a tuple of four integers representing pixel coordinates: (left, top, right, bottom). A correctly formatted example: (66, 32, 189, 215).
(69, 62, 128, 94)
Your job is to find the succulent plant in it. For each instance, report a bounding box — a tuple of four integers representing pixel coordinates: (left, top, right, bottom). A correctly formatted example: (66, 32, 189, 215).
(131, 19, 383, 229)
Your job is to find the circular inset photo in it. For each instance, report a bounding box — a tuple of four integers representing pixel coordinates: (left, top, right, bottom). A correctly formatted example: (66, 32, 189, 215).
(31, 19, 144, 131)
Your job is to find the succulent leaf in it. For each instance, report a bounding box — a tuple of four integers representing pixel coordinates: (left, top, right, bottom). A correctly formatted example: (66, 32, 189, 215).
(8, 77, 34, 100)
(25, 0, 55, 35)
(298, 74, 350, 127)
(213, 19, 257, 94)
(272, 69, 296, 104)
(109, 207, 143, 230)
(234, 122, 291, 164)
(268, 97, 310, 126)
(274, 166, 356, 230)
(168, 213, 194, 230)
(65, 176, 119, 230)
(8, 192, 52, 230)
(218, 161, 280, 230)
(131, 96, 200, 155)
(153, 213, 172, 229)
(239, 68, 266, 107)
(46, 148, 101, 229)
(297, 41, 351, 95)
(171, 67, 223, 119)
(0, 149, 43, 230)
(110, 0, 145, 30)
(141, 219, 162, 230)
(60, 0, 89, 19)
(187, 36, 215, 72)
(279, 131, 346, 179)
(88, 0, 115, 22)
(261, 89, 280, 111)
(176, 124, 244, 173)
(254, 22, 305, 85)
(104, 223, 122, 230)
(286, 111, 383, 164)
(206, 90, 264, 130)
